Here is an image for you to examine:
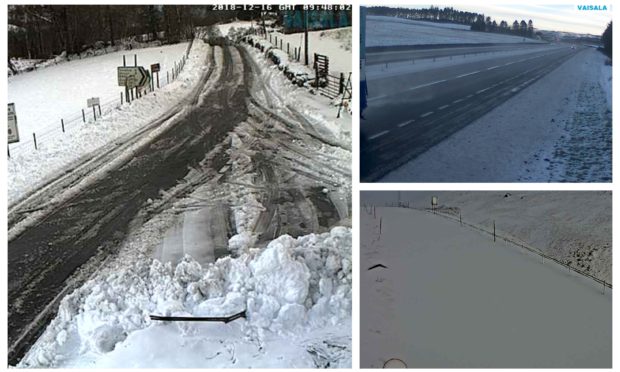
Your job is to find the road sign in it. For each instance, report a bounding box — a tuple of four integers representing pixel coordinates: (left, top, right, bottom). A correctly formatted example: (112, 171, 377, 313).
(431, 196, 438, 206)
(151, 63, 160, 73)
(118, 66, 149, 88)
(87, 97, 100, 107)
(8, 103, 19, 144)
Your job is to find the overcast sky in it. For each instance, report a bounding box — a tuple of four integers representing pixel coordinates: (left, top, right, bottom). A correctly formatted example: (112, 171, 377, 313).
(401, 4, 611, 35)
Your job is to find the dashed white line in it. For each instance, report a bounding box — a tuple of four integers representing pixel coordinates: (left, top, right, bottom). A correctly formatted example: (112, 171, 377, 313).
(397, 120, 414, 128)
(466, 94, 474, 99)
(456, 71, 480, 78)
(438, 104, 450, 110)
(452, 98, 464, 104)
(368, 130, 390, 140)
(476, 87, 491, 94)
(406, 79, 447, 92)
(420, 111, 434, 118)
(486, 65, 499, 70)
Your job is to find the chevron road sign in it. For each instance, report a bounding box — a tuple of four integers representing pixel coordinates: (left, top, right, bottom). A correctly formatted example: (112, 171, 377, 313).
(117, 66, 150, 88)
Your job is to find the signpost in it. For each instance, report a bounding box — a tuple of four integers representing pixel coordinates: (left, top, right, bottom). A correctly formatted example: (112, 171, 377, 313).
(151, 63, 160, 89)
(431, 196, 438, 213)
(87, 97, 101, 121)
(8, 103, 19, 144)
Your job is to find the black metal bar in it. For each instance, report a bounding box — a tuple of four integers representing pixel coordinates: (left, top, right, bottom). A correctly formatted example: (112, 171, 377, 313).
(150, 310, 246, 324)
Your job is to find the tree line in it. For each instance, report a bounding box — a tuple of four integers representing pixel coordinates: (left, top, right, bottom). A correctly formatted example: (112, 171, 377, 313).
(8, 5, 254, 59)
(367, 6, 538, 39)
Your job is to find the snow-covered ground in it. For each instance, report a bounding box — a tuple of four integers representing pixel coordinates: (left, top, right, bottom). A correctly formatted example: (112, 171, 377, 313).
(361, 205, 611, 368)
(8, 42, 189, 142)
(8, 41, 201, 205)
(368, 15, 544, 46)
(16, 22, 352, 368)
(364, 191, 611, 284)
(384, 48, 611, 182)
(266, 27, 352, 74)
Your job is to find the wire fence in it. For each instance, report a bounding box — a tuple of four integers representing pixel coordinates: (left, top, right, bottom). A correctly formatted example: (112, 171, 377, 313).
(365, 203, 612, 292)
(8, 39, 195, 159)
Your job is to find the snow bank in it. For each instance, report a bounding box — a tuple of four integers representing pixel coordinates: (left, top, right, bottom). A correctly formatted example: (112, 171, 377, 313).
(19, 227, 352, 368)
(8, 40, 208, 205)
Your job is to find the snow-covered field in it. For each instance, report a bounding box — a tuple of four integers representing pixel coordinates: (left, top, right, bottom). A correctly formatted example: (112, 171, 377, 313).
(8, 41, 201, 205)
(361, 205, 611, 368)
(368, 15, 544, 46)
(384, 48, 611, 182)
(8, 42, 189, 142)
(364, 191, 611, 284)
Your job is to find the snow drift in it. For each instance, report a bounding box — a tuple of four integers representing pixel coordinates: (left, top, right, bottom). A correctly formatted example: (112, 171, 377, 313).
(19, 227, 352, 368)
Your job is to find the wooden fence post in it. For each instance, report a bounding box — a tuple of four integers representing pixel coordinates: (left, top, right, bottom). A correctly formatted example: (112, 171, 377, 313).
(61, 119, 65, 133)
(33, 133, 37, 150)
(493, 220, 496, 242)
(82, 109, 85, 122)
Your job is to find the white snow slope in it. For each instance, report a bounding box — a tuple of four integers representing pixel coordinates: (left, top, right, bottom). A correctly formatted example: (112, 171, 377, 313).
(8, 41, 203, 205)
(364, 191, 611, 284)
(384, 48, 611, 182)
(368, 15, 544, 46)
(8, 42, 189, 142)
(361, 207, 611, 368)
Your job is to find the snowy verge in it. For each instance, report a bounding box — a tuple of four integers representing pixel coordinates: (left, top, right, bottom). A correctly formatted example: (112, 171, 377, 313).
(18, 227, 352, 368)
(8, 40, 209, 205)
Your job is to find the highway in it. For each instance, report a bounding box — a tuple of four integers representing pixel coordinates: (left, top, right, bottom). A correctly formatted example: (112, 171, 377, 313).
(360, 44, 582, 182)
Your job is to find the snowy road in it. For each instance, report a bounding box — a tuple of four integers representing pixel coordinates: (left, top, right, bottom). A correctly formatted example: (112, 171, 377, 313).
(361, 44, 580, 181)
(8, 38, 349, 364)
(361, 207, 611, 368)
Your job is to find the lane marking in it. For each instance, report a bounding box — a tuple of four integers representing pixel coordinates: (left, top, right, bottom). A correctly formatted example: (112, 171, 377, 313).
(486, 65, 499, 70)
(466, 94, 474, 99)
(456, 71, 480, 78)
(452, 98, 464, 104)
(369, 130, 390, 140)
(420, 111, 434, 118)
(476, 87, 491, 94)
(397, 120, 414, 128)
(438, 104, 450, 110)
(406, 79, 447, 92)
(368, 79, 448, 102)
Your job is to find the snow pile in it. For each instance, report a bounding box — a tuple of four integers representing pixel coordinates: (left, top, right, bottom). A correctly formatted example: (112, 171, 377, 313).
(8, 40, 208, 205)
(19, 227, 351, 368)
(368, 15, 544, 46)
